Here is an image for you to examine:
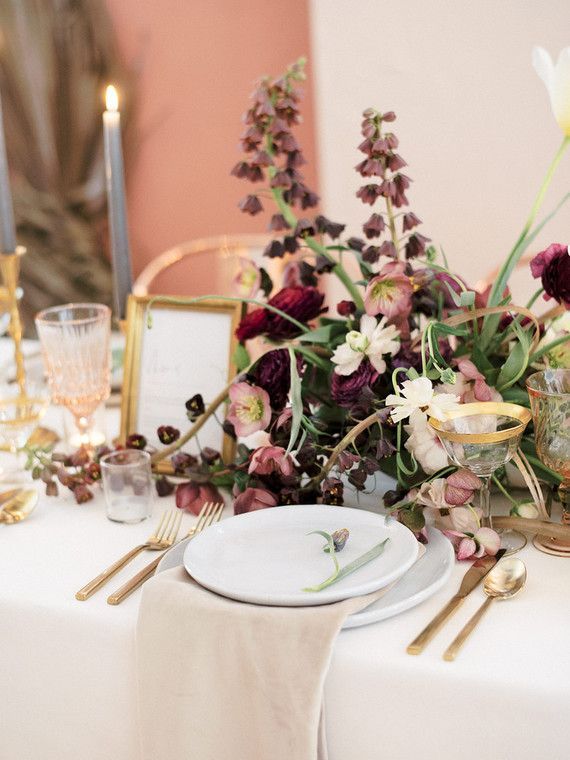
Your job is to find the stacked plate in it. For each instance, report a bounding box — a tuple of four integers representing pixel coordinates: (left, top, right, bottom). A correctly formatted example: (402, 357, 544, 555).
(157, 505, 454, 628)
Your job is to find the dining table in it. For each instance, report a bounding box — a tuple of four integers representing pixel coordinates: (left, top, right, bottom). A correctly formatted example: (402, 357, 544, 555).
(1, 389, 570, 760)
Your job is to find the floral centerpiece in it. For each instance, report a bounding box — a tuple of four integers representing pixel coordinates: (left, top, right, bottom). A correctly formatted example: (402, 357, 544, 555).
(33, 51, 570, 560)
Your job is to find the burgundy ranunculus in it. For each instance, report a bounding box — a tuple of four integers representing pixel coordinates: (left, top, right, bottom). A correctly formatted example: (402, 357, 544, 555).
(236, 286, 325, 341)
(530, 243, 570, 309)
(337, 300, 356, 317)
(255, 348, 291, 410)
(234, 487, 278, 515)
(331, 360, 379, 408)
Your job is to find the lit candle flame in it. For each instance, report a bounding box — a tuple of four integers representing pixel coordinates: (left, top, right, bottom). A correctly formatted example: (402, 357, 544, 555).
(105, 85, 119, 112)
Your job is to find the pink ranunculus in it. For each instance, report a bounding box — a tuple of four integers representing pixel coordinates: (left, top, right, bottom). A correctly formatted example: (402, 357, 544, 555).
(175, 481, 223, 516)
(233, 257, 261, 299)
(364, 261, 413, 319)
(248, 445, 294, 476)
(234, 487, 278, 515)
(227, 382, 272, 437)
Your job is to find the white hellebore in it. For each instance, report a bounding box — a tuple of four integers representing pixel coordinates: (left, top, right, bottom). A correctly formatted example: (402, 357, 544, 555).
(533, 46, 570, 135)
(385, 376, 459, 422)
(331, 314, 400, 376)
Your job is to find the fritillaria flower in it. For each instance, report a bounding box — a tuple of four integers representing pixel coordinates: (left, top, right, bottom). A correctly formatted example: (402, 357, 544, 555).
(238, 195, 263, 215)
(530, 243, 570, 309)
(157, 426, 180, 445)
(125, 433, 147, 450)
(248, 445, 294, 476)
(386, 376, 460, 422)
(331, 314, 400, 376)
(314, 215, 346, 239)
(226, 382, 271, 437)
(234, 487, 278, 514)
(533, 47, 570, 135)
(362, 213, 385, 239)
(364, 262, 414, 319)
(402, 212, 421, 232)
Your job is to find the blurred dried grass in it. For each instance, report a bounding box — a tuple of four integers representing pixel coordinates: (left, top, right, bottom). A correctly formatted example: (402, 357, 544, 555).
(0, 0, 133, 331)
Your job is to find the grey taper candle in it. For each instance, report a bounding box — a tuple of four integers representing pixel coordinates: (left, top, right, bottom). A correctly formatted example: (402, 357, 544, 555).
(0, 89, 16, 254)
(103, 85, 133, 320)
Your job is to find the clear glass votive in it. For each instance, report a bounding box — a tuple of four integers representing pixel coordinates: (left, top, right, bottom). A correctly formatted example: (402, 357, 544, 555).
(100, 449, 153, 524)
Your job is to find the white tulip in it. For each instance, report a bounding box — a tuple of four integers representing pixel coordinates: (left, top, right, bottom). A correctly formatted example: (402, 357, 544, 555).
(533, 46, 570, 135)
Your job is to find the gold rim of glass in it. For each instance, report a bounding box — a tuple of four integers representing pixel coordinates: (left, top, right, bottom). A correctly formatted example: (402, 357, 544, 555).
(526, 369, 570, 399)
(0, 396, 49, 426)
(428, 402, 532, 444)
(35, 302, 111, 327)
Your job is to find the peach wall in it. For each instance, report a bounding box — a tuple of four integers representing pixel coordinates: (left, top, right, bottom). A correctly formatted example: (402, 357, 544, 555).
(104, 0, 316, 289)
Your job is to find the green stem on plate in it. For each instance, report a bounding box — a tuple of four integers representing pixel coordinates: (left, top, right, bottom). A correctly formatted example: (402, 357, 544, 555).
(303, 538, 390, 592)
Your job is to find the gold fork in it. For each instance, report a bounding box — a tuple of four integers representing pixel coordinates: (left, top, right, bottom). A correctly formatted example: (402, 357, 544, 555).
(75, 509, 183, 601)
(106, 501, 224, 605)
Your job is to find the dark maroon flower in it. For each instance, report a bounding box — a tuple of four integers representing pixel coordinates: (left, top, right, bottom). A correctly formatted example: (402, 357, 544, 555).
(264, 239, 285, 258)
(387, 153, 407, 171)
(84, 462, 101, 482)
(283, 235, 299, 253)
(358, 137, 374, 155)
(301, 190, 319, 209)
(530, 243, 570, 308)
(230, 161, 250, 179)
(201, 447, 220, 465)
(286, 150, 306, 169)
(363, 213, 385, 239)
(322, 478, 344, 506)
(255, 349, 291, 410)
(126, 433, 147, 450)
(157, 426, 180, 445)
(270, 170, 293, 189)
(268, 213, 290, 231)
(402, 212, 422, 232)
(155, 476, 175, 497)
(238, 195, 263, 215)
(298, 261, 317, 287)
(294, 218, 315, 238)
(186, 394, 205, 420)
(315, 255, 334, 273)
(355, 157, 384, 177)
(331, 360, 379, 408)
(171, 451, 199, 474)
(356, 184, 381, 205)
(73, 484, 94, 504)
(347, 237, 365, 252)
(379, 179, 396, 199)
(379, 241, 397, 258)
(337, 300, 356, 316)
(362, 246, 381, 264)
(371, 137, 389, 153)
(252, 150, 272, 167)
(405, 233, 431, 259)
(391, 342, 422, 371)
(236, 286, 325, 341)
(315, 215, 346, 239)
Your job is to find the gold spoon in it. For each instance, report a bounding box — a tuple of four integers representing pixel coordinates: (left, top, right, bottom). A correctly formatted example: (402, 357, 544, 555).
(443, 557, 527, 661)
(0, 489, 38, 524)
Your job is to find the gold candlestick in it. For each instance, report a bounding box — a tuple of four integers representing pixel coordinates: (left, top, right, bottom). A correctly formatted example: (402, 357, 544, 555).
(0, 246, 26, 396)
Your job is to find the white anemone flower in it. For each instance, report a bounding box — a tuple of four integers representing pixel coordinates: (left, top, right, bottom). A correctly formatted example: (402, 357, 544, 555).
(331, 314, 400, 376)
(385, 376, 460, 422)
(533, 46, 570, 135)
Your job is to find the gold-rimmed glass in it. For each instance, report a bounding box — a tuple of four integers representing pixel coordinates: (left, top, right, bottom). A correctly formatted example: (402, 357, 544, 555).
(429, 402, 532, 554)
(526, 369, 570, 555)
(35, 303, 111, 445)
(0, 389, 50, 481)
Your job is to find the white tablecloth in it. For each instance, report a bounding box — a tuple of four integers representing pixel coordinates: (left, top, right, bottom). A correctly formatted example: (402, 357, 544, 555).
(1, 438, 570, 759)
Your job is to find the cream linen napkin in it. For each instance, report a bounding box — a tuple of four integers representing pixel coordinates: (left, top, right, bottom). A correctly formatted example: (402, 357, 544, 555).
(137, 548, 422, 760)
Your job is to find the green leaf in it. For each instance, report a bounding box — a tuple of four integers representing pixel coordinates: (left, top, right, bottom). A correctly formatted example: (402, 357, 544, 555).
(287, 346, 303, 454)
(294, 345, 330, 372)
(232, 343, 250, 371)
(406, 367, 420, 380)
(496, 323, 530, 390)
(442, 281, 463, 307)
(459, 290, 476, 307)
(303, 538, 390, 592)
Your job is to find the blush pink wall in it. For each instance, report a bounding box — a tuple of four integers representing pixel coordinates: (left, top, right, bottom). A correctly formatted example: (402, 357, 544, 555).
(104, 0, 317, 287)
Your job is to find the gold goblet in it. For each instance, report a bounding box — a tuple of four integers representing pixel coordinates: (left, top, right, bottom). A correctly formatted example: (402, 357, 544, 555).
(526, 369, 570, 556)
(429, 402, 532, 555)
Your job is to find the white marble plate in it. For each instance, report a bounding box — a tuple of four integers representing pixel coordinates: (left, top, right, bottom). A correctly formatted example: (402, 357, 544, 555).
(181, 505, 418, 606)
(157, 523, 453, 627)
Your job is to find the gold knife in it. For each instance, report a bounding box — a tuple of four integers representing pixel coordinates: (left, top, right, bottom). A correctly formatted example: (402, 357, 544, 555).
(406, 548, 506, 655)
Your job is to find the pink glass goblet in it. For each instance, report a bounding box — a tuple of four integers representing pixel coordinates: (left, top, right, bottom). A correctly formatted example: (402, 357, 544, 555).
(35, 303, 111, 445)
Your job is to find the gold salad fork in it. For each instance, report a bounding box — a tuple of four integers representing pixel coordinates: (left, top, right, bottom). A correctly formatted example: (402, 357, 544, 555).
(107, 501, 224, 605)
(75, 509, 182, 601)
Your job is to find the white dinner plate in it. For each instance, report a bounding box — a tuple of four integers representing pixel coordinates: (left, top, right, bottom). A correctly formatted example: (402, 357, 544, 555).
(156, 522, 453, 626)
(181, 505, 418, 606)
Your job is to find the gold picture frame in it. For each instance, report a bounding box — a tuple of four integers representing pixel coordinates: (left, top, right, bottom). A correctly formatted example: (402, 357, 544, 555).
(120, 295, 241, 465)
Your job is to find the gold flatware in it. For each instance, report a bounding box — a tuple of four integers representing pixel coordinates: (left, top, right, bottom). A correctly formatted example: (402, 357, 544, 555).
(75, 509, 182, 601)
(26, 426, 59, 450)
(407, 548, 506, 655)
(0, 489, 38, 524)
(107, 501, 224, 605)
(443, 557, 527, 661)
